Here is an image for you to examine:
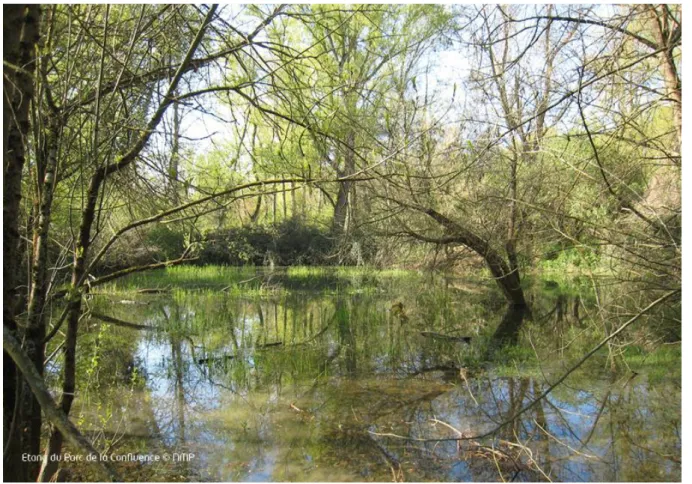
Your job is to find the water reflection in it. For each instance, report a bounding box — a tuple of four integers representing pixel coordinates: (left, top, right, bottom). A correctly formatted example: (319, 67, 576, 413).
(74, 272, 679, 481)
(491, 306, 526, 345)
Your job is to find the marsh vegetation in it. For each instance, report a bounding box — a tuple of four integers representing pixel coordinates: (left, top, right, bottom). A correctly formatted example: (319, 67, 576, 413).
(57, 267, 680, 481)
(3, 4, 681, 482)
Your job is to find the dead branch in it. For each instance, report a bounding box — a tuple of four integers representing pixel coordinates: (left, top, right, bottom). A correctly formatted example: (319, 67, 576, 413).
(3, 326, 119, 482)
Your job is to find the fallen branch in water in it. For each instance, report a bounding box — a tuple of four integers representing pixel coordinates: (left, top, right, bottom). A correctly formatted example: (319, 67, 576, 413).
(197, 341, 283, 364)
(137, 286, 171, 294)
(420, 331, 472, 343)
(366, 431, 404, 482)
(369, 290, 679, 443)
(221, 276, 262, 292)
(405, 364, 462, 378)
(90, 312, 160, 331)
(431, 418, 553, 479)
(289, 402, 303, 412)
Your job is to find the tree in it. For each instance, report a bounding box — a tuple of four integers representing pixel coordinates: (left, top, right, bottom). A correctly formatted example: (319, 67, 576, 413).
(1, 5, 296, 480)
(3, 5, 41, 481)
(0, 5, 681, 478)
(234, 5, 450, 238)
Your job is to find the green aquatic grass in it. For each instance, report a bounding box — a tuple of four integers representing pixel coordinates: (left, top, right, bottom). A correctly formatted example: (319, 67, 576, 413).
(285, 266, 414, 278)
(619, 343, 681, 382)
(621, 343, 681, 365)
(99, 265, 422, 296)
(93, 265, 680, 386)
(101, 265, 259, 291)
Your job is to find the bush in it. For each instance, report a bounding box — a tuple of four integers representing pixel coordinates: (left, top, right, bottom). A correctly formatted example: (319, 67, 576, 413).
(95, 226, 185, 273)
(273, 218, 333, 265)
(145, 225, 185, 260)
(196, 219, 334, 266)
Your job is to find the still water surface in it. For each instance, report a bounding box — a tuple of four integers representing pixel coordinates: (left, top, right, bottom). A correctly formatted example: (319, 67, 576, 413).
(67, 268, 680, 481)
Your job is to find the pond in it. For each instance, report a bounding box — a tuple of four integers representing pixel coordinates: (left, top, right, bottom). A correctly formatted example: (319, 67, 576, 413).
(56, 267, 680, 481)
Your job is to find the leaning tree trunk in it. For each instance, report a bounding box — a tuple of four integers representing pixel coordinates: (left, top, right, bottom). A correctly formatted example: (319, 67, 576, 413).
(419, 206, 528, 307)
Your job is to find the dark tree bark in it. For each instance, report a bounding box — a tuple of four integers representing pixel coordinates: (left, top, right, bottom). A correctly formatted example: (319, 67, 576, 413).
(395, 201, 528, 307)
(648, 5, 681, 149)
(3, 5, 41, 481)
(3, 327, 119, 481)
(21, 115, 61, 477)
(420, 207, 527, 307)
(491, 305, 527, 345)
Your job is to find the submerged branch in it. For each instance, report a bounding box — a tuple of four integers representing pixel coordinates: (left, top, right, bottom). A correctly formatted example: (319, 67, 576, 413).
(90, 312, 159, 331)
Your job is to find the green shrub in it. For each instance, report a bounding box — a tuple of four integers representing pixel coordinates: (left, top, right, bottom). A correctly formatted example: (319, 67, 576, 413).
(197, 218, 334, 266)
(145, 225, 185, 260)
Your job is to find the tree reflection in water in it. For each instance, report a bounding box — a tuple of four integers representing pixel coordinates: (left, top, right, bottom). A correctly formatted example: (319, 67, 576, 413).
(70, 271, 679, 481)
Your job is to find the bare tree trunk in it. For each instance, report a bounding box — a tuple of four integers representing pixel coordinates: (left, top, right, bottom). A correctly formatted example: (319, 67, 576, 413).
(332, 182, 350, 233)
(169, 86, 181, 204)
(649, 5, 681, 149)
(407, 203, 528, 307)
(39, 171, 102, 481)
(249, 127, 262, 224)
(506, 152, 519, 277)
(291, 181, 296, 218)
(3, 5, 24, 147)
(3, 5, 40, 481)
(2, 7, 27, 480)
(21, 117, 60, 478)
(332, 131, 355, 234)
(250, 195, 262, 224)
(282, 179, 287, 220)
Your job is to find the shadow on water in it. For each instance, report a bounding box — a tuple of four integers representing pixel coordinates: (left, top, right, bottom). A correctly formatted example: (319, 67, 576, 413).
(66, 268, 680, 482)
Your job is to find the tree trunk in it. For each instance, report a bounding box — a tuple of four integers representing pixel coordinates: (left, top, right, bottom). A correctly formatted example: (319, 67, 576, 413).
(491, 305, 527, 345)
(3, 5, 41, 481)
(332, 181, 350, 233)
(3, 327, 119, 482)
(21, 118, 60, 477)
(506, 152, 520, 277)
(332, 131, 355, 234)
(421, 206, 527, 307)
(39, 170, 102, 481)
(250, 194, 262, 224)
(169, 90, 181, 204)
(282, 179, 287, 220)
(649, 5, 681, 149)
